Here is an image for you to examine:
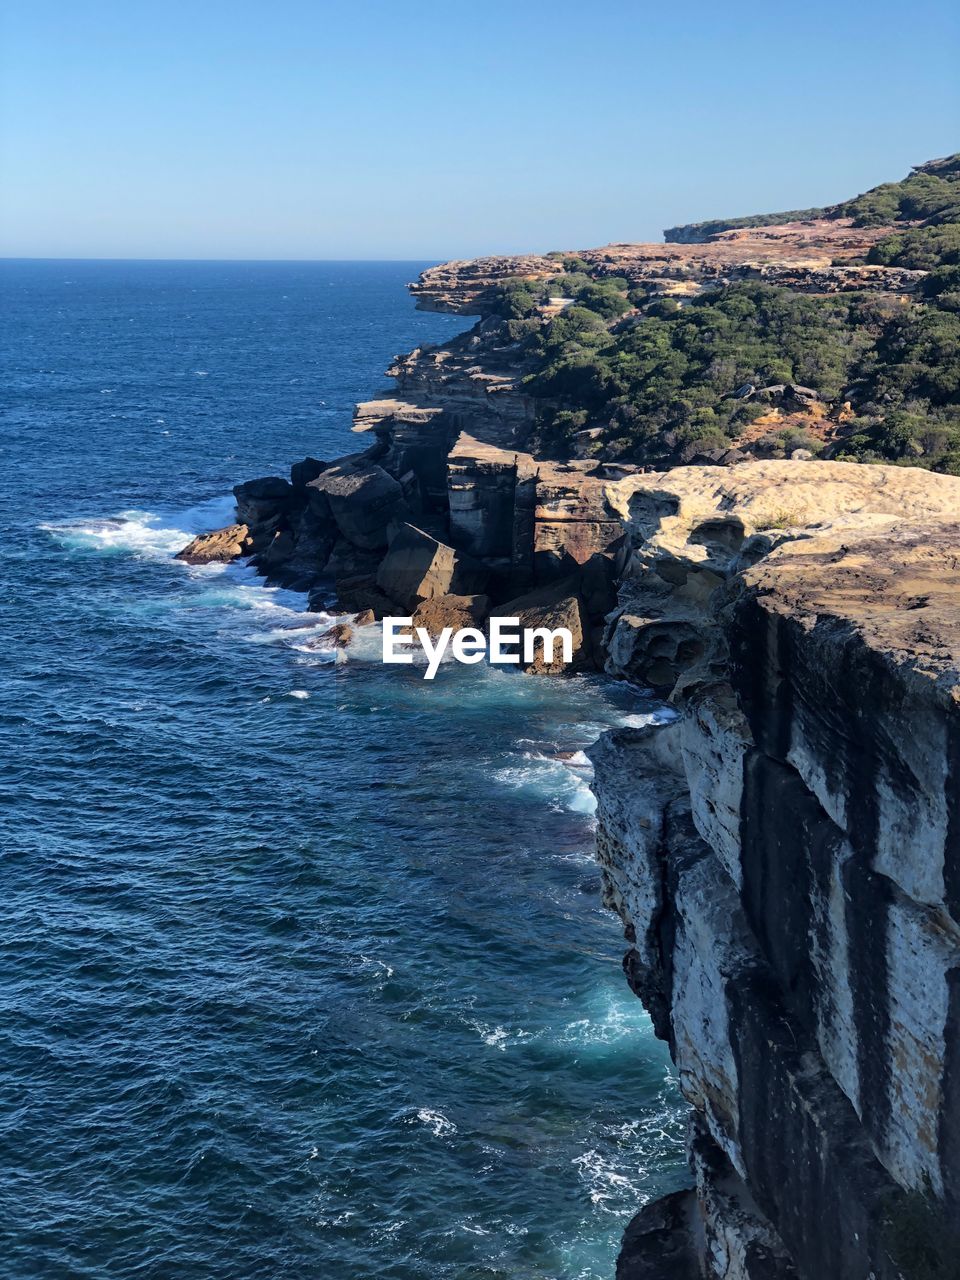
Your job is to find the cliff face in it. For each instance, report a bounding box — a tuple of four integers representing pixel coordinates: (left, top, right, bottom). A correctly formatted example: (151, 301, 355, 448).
(589, 484, 960, 1279)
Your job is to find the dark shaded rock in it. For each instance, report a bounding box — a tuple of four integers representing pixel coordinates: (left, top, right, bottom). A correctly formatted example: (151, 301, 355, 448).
(290, 456, 327, 488)
(617, 1189, 698, 1280)
(233, 476, 295, 526)
(276, 490, 337, 584)
(324, 537, 382, 580)
(175, 523, 252, 564)
(334, 574, 400, 620)
(309, 456, 406, 550)
(577, 553, 618, 617)
(252, 529, 296, 570)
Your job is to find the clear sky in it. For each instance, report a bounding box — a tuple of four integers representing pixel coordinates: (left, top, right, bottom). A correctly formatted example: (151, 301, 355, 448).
(1, 0, 958, 260)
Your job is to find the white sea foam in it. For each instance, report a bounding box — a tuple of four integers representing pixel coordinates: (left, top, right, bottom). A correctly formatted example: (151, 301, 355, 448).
(567, 783, 597, 815)
(286, 690, 310, 699)
(573, 1147, 637, 1210)
(41, 493, 240, 563)
(564, 749, 592, 769)
(491, 750, 597, 815)
(411, 1108, 457, 1138)
(617, 706, 679, 729)
(466, 1019, 533, 1051)
(357, 954, 394, 979)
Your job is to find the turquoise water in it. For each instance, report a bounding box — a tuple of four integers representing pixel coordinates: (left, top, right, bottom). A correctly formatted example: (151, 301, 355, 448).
(0, 260, 687, 1279)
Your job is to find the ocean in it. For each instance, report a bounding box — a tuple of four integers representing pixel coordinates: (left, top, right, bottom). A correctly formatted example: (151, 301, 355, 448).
(0, 259, 687, 1279)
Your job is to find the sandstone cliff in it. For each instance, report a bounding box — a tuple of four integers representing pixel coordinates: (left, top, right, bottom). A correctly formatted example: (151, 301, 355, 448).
(410, 220, 920, 317)
(588, 466, 960, 1279)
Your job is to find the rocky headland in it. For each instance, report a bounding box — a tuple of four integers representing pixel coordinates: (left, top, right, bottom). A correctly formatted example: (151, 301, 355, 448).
(180, 157, 960, 1277)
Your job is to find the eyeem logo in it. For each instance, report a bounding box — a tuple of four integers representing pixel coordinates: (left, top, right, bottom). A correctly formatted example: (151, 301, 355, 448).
(382, 617, 573, 680)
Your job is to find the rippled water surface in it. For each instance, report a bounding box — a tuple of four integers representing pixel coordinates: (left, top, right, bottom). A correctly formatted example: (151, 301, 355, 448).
(0, 260, 687, 1279)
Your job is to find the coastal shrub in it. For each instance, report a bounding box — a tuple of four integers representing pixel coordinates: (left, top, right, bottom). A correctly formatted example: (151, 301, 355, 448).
(839, 160, 960, 227)
(868, 223, 960, 270)
(547, 272, 632, 318)
(492, 278, 550, 319)
(503, 166, 960, 473)
(526, 282, 872, 462)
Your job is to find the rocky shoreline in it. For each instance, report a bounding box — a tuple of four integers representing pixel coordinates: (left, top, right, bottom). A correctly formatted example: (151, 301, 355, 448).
(180, 249, 960, 1279)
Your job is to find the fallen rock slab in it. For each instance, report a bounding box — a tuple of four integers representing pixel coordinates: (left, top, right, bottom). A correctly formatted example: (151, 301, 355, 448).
(175, 523, 253, 564)
(490, 577, 591, 674)
(376, 523, 488, 610)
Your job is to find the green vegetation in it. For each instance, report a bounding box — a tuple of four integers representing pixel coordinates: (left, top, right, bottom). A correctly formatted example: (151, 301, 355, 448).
(521, 282, 879, 463)
(868, 223, 960, 270)
(491, 157, 960, 473)
(491, 272, 631, 321)
(838, 156, 960, 227)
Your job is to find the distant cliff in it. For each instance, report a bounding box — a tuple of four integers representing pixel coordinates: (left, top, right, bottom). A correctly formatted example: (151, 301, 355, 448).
(408, 154, 960, 475)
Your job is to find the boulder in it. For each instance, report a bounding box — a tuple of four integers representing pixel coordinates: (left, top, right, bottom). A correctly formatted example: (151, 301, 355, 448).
(290, 456, 327, 488)
(277, 491, 337, 583)
(251, 529, 296, 572)
(412, 593, 490, 638)
(354, 609, 376, 627)
(308, 456, 406, 550)
(175, 523, 252, 564)
(233, 476, 296, 527)
(322, 622, 354, 649)
(489, 577, 591, 674)
(376, 523, 488, 610)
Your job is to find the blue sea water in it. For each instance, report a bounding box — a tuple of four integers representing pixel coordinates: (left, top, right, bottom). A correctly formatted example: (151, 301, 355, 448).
(0, 260, 687, 1280)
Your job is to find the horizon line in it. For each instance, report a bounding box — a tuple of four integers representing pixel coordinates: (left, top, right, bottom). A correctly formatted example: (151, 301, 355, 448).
(0, 254, 461, 264)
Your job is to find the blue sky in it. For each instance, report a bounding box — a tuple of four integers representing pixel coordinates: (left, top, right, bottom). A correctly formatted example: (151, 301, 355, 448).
(1, 0, 957, 259)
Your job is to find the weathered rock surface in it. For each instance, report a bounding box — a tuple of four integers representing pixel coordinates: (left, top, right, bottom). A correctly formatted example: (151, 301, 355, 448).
(589, 465, 960, 1279)
(308, 455, 407, 551)
(175, 523, 252, 564)
(321, 622, 354, 649)
(489, 577, 591, 674)
(376, 523, 489, 611)
(410, 254, 563, 314)
(601, 460, 960, 692)
(411, 593, 490, 637)
(410, 219, 915, 317)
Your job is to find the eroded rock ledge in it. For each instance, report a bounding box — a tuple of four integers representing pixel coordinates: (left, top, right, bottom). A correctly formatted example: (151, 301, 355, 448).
(591, 490, 960, 1279)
